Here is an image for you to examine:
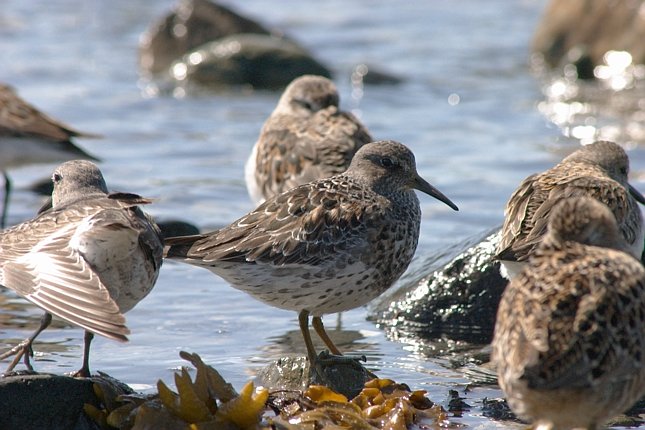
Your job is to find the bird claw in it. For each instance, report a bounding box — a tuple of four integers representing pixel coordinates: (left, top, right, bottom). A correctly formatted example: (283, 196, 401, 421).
(315, 350, 366, 367)
(70, 368, 91, 378)
(0, 340, 30, 360)
(0, 340, 35, 374)
(1, 368, 39, 377)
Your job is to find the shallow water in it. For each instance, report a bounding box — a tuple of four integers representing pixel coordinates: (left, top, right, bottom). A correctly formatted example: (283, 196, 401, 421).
(1, 0, 643, 428)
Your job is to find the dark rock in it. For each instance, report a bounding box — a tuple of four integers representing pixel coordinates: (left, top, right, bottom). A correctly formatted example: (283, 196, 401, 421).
(255, 354, 373, 399)
(0, 372, 133, 430)
(171, 33, 331, 89)
(532, 0, 645, 73)
(139, 0, 274, 75)
(447, 389, 470, 417)
(369, 227, 507, 345)
(156, 219, 200, 239)
(481, 397, 519, 422)
(0, 373, 99, 430)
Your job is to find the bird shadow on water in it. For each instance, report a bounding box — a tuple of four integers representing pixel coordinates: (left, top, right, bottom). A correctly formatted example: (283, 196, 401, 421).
(258, 325, 383, 370)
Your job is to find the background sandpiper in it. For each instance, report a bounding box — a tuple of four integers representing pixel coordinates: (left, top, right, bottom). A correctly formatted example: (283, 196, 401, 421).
(244, 74, 373, 205)
(0, 84, 99, 227)
(496, 140, 645, 279)
(0, 160, 163, 376)
(166, 140, 458, 365)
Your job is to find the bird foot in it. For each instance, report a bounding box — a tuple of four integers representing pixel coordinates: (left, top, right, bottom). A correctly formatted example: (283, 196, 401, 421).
(307, 350, 376, 398)
(315, 350, 378, 378)
(1, 368, 39, 377)
(0, 340, 35, 374)
(69, 367, 91, 378)
(315, 350, 367, 367)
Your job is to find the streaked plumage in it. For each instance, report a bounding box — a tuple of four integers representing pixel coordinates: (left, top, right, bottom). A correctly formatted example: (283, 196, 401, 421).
(0, 84, 99, 227)
(497, 140, 645, 279)
(0, 160, 162, 376)
(167, 140, 458, 362)
(493, 197, 645, 430)
(245, 74, 372, 204)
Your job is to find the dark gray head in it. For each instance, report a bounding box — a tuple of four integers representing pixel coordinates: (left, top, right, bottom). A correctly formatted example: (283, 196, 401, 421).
(276, 75, 340, 116)
(346, 140, 458, 211)
(545, 197, 626, 251)
(51, 160, 108, 207)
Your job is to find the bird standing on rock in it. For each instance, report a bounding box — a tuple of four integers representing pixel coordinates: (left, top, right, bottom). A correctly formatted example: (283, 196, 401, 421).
(0, 160, 163, 376)
(166, 140, 458, 366)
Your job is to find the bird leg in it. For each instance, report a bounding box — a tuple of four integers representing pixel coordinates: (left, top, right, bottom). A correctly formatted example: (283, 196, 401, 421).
(299, 311, 366, 367)
(311, 316, 342, 355)
(298, 309, 319, 364)
(1, 312, 52, 373)
(72, 331, 94, 377)
(1, 172, 11, 229)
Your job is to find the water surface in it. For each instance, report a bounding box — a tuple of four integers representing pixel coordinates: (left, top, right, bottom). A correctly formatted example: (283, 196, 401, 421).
(3, 1, 641, 428)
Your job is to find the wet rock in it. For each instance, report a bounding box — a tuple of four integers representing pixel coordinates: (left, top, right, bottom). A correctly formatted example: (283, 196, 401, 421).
(0, 373, 99, 430)
(139, 0, 332, 89)
(139, 0, 274, 76)
(254, 354, 373, 399)
(532, 0, 645, 75)
(369, 227, 507, 345)
(447, 389, 470, 417)
(481, 397, 518, 422)
(156, 219, 200, 239)
(171, 33, 332, 89)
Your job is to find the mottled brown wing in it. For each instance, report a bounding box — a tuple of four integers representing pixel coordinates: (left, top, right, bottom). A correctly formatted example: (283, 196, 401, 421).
(0, 84, 98, 141)
(519, 250, 645, 390)
(0, 218, 129, 341)
(498, 173, 633, 262)
(255, 107, 372, 198)
(166, 179, 380, 267)
(497, 173, 540, 261)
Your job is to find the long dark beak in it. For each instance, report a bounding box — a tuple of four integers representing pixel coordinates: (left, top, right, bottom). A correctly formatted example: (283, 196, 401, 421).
(410, 174, 459, 211)
(629, 184, 645, 204)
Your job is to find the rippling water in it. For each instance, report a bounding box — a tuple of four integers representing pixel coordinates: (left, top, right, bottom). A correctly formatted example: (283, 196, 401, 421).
(3, 0, 643, 427)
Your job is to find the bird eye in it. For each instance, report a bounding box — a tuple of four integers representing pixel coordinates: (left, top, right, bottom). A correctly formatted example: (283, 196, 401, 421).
(52, 172, 62, 183)
(294, 99, 314, 111)
(379, 157, 395, 168)
(620, 167, 628, 175)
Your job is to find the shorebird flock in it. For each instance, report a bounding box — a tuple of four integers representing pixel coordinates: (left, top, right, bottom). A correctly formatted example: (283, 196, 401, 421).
(1, 74, 645, 429)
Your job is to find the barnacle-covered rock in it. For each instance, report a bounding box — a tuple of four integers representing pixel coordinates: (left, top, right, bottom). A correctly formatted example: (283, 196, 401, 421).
(254, 353, 374, 399)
